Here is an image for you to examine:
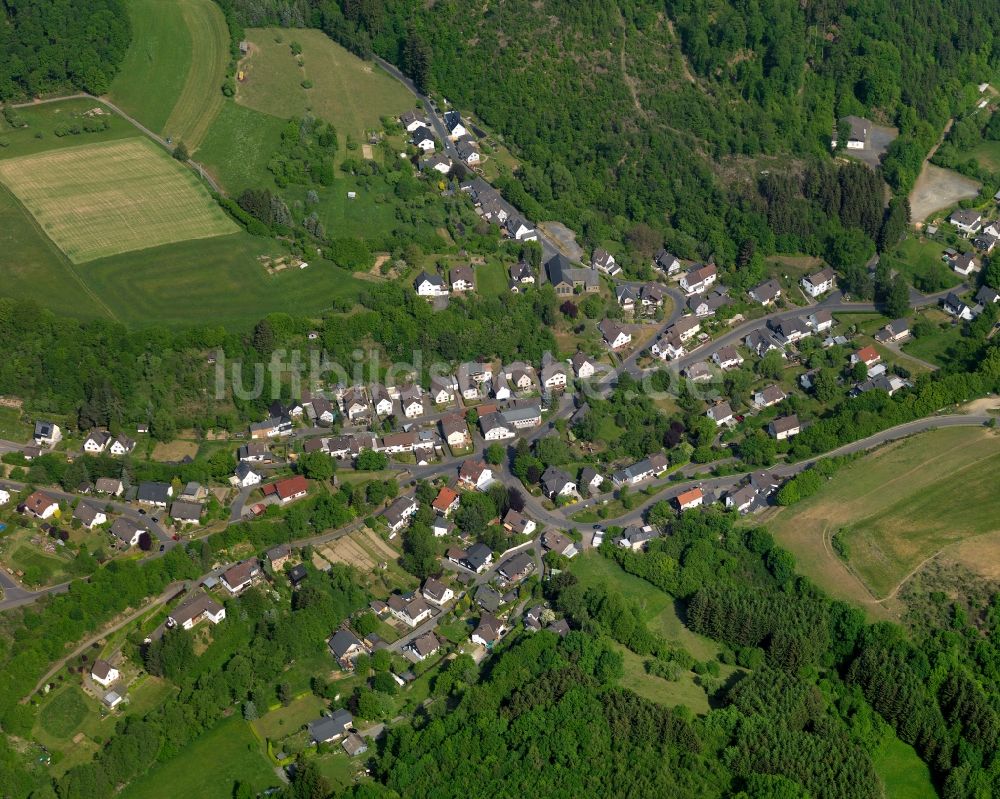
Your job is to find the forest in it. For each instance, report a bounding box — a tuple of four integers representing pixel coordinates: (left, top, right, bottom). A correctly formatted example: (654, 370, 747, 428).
(220, 0, 1000, 267)
(0, 0, 131, 99)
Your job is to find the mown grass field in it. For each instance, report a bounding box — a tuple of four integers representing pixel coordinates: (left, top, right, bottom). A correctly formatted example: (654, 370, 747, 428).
(884, 237, 960, 292)
(0, 99, 136, 158)
(120, 716, 277, 799)
(237, 28, 415, 150)
(108, 0, 193, 135)
(765, 427, 1000, 606)
(110, 0, 228, 148)
(902, 311, 966, 367)
(872, 735, 936, 799)
(0, 138, 236, 263)
(80, 234, 367, 329)
(197, 100, 286, 193)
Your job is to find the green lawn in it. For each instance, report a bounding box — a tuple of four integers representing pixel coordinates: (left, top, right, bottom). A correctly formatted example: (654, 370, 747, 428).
(476, 260, 509, 297)
(884, 238, 961, 293)
(570, 553, 721, 661)
(37, 685, 90, 739)
(77, 233, 366, 330)
(902, 319, 966, 367)
(197, 101, 287, 194)
(956, 138, 1000, 173)
(314, 176, 408, 241)
(767, 427, 1000, 601)
(615, 644, 711, 714)
(6, 544, 71, 587)
(0, 406, 31, 442)
(315, 750, 365, 791)
(237, 28, 415, 152)
(252, 693, 328, 740)
(872, 735, 936, 799)
(0, 99, 137, 159)
(109, 0, 193, 135)
(121, 716, 278, 799)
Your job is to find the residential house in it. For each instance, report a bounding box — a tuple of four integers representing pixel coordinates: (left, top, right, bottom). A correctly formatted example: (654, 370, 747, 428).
(460, 543, 493, 573)
(540, 358, 569, 391)
(266, 545, 292, 570)
(170, 500, 203, 526)
(109, 434, 136, 455)
(611, 453, 669, 486)
(508, 363, 538, 392)
(167, 592, 225, 631)
(459, 459, 494, 491)
(726, 484, 758, 514)
(616, 285, 637, 314)
(707, 401, 735, 426)
(342, 734, 368, 757)
(414, 271, 448, 297)
(399, 385, 424, 418)
(650, 332, 685, 361)
(221, 558, 260, 594)
(713, 346, 743, 370)
(328, 630, 369, 670)
(95, 477, 124, 496)
(541, 466, 577, 499)
(676, 487, 703, 511)
(769, 317, 811, 345)
(653, 249, 681, 275)
(308, 709, 353, 744)
(541, 530, 577, 558)
(238, 442, 272, 462)
(431, 486, 460, 516)
(831, 115, 869, 149)
(639, 283, 665, 312)
(388, 593, 433, 628)
(503, 509, 537, 536)
(443, 110, 467, 139)
(949, 209, 983, 236)
(750, 471, 781, 496)
(420, 152, 452, 175)
(546, 254, 599, 295)
(951, 252, 979, 276)
(753, 384, 787, 409)
(683, 361, 712, 382)
(471, 613, 505, 647)
(33, 421, 61, 447)
(288, 564, 308, 587)
(475, 585, 503, 612)
(381, 495, 419, 535)
(497, 552, 534, 584)
(110, 518, 144, 548)
(769, 414, 801, 440)
(748, 279, 782, 305)
(250, 416, 292, 439)
(617, 524, 660, 551)
(410, 125, 435, 151)
(262, 475, 309, 504)
(808, 309, 834, 332)
(24, 490, 59, 519)
(851, 346, 881, 369)
(430, 375, 458, 405)
(592, 247, 621, 275)
(942, 292, 974, 320)
(233, 461, 263, 490)
(875, 318, 910, 343)
(510, 260, 535, 285)
(450, 264, 475, 292)
(480, 412, 514, 440)
(506, 217, 537, 241)
(73, 502, 106, 529)
(400, 110, 424, 132)
(83, 431, 110, 453)
(745, 329, 784, 358)
(671, 316, 702, 342)
(422, 578, 454, 607)
(502, 404, 543, 430)
(440, 414, 471, 448)
(975, 286, 1000, 306)
(406, 631, 442, 661)
(91, 659, 119, 688)
(579, 466, 604, 493)
(973, 233, 997, 253)
(801, 267, 836, 297)
(571, 352, 597, 379)
(680, 263, 717, 295)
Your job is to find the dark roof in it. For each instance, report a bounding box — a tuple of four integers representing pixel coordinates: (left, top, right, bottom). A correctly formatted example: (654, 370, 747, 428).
(137, 482, 171, 504)
(288, 564, 308, 585)
(475, 584, 502, 612)
(328, 629, 364, 658)
(498, 552, 533, 580)
(463, 542, 493, 571)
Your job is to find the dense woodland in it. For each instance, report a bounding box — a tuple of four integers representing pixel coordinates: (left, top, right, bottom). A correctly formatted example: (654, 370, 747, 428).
(0, 0, 130, 99)
(223, 0, 1000, 266)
